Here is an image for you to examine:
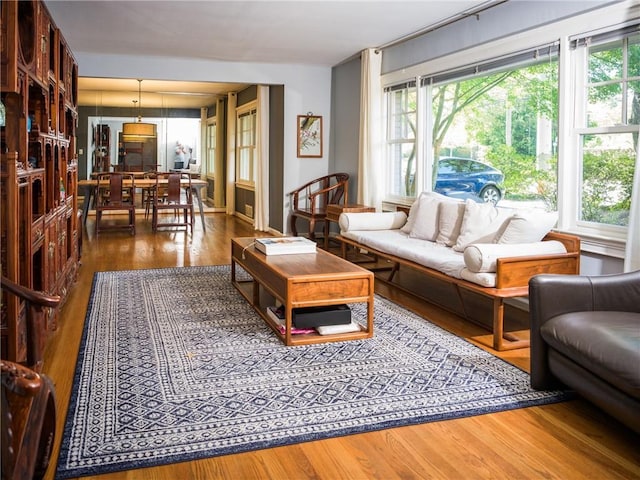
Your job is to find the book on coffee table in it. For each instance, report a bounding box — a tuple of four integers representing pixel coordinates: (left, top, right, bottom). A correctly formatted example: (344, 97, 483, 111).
(316, 322, 361, 335)
(255, 237, 316, 255)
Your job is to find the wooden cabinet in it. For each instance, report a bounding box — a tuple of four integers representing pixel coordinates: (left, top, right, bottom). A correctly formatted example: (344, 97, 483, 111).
(1, 0, 79, 364)
(120, 135, 159, 172)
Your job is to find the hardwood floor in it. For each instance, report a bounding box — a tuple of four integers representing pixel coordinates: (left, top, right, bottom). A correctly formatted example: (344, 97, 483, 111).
(43, 213, 639, 480)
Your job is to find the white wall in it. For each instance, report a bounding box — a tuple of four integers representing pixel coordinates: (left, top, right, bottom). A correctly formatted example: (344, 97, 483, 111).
(75, 52, 333, 233)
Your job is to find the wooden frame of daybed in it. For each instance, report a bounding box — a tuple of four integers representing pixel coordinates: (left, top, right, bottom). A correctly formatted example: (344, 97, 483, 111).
(336, 230, 581, 351)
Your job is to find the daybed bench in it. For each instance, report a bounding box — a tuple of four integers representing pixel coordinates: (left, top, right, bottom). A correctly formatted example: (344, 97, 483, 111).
(336, 192, 581, 351)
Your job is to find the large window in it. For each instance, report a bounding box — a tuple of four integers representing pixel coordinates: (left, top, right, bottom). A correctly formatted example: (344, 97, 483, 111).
(384, 45, 559, 210)
(236, 105, 256, 185)
(427, 48, 558, 210)
(380, 11, 638, 250)
(574, 30, 639, 233)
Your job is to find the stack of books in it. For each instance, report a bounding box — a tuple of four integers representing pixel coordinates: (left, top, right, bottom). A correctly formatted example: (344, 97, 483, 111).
(255, 237, 316, 255)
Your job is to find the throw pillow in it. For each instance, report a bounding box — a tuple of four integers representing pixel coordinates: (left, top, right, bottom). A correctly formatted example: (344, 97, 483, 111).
(496, 210, 558, 244)
(409, 194, 443, 241)
(401, 191, 448, 235)
(400, 194, 423, 234)
(435, 200, 466, 246)
(453, 199, 512, 252)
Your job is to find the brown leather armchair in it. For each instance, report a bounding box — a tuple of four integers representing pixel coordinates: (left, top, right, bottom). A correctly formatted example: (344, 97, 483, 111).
(529, 270, 640, 433)
(289, 173, 349, 241)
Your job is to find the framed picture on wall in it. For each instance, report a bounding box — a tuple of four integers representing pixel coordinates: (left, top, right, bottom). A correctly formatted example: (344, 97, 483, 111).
(297, 115, 323, 158)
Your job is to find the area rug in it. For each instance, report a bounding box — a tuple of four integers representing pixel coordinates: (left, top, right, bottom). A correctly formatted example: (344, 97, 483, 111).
(57, 265, 569, 478)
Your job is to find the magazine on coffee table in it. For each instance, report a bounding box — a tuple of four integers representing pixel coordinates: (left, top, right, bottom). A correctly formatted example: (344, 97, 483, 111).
(255, 237, 316, 255)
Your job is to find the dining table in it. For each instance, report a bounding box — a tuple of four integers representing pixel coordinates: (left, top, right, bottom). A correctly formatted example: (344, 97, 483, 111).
(77, 177, 208, 231)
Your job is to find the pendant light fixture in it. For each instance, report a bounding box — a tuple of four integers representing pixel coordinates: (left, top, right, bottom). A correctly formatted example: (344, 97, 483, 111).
(122, 79, 157, 139)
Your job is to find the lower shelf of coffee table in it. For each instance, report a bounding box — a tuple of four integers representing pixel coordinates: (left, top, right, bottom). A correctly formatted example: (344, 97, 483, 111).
(233, 278, 373, 346)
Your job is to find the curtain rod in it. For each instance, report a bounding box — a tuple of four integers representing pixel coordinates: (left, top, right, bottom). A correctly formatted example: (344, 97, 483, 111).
(375, 0, 509, 53)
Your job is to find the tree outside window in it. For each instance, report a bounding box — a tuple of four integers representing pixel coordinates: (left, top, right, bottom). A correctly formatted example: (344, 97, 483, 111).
(434, 57, 559, 210)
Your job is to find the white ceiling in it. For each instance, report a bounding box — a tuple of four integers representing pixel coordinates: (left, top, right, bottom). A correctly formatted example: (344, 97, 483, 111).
(44, 0, 488, 108)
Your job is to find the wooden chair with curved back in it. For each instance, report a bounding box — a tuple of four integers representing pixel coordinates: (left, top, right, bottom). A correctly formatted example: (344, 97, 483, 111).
(95, 172, 136, 235)
(152, 172, 194, 234)
(289, 173, 349, 241)
(1, 276, 61, 480)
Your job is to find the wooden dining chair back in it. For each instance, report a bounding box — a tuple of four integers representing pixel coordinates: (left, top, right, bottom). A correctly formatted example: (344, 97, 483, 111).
(142, 171, 164, 219)
(1, 276, 60, 480)
(95, 172, 136, 235)
(152, 172, 194, 233)
(289, 173, 349, 241)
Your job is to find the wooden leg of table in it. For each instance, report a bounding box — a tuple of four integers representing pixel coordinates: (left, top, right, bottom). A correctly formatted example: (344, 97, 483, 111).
(366, 278, 375, 337)
(284, 300, 293, 346)
(192, 186, 206, 232)
(231, 259, 236, 283)
(252, 279, 259, 307)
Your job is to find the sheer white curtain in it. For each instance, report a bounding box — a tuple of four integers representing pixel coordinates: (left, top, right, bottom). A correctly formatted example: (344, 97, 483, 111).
(624, 131, 640, 272)
(226, 92, 237, 215)
(254, 85, 270, 231)
(358, 48, 383, 210)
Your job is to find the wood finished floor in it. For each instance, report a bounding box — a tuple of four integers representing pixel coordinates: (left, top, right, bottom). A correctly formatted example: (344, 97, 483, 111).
(43, 213, 640, 480)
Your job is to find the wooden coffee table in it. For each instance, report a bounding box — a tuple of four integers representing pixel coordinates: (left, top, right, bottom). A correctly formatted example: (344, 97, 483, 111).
(231, 237, 374, 346)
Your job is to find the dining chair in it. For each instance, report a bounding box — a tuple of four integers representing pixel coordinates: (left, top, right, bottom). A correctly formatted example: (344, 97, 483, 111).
(152, 172, 193, 233)
(95, 172, 136, 235)
(142, 171, 164, 220)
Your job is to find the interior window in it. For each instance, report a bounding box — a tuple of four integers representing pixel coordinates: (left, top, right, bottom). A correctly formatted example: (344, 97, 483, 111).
(206, 121, 216, 177)
(236, 107, 256, 185)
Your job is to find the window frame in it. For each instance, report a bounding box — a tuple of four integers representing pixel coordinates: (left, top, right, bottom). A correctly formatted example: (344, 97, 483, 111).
(235, 102, 257, 188)
(205, 118, 217, 180)
(570, 30, 639, 242)
(384, 81, 418, 202)
(380, 7, 638, 256)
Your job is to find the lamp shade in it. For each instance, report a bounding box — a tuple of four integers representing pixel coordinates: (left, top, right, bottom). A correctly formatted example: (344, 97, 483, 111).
(122, 121, 156, 138)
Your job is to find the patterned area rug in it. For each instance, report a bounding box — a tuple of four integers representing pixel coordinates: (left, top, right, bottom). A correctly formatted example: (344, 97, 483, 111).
(57, 265, 569, 478)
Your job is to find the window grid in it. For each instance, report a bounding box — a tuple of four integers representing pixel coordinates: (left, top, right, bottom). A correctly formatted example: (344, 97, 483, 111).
(236, 108, 256, 186)
(575, 32, 638, 234)
(385, 86, 417, 199)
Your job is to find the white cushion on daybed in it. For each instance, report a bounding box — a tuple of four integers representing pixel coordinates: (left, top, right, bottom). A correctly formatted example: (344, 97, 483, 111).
(339, 211, 407, 232)
(459, 269, 497, 288)
(463, 240, 567, 273)
(340, 230, 468, 279)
